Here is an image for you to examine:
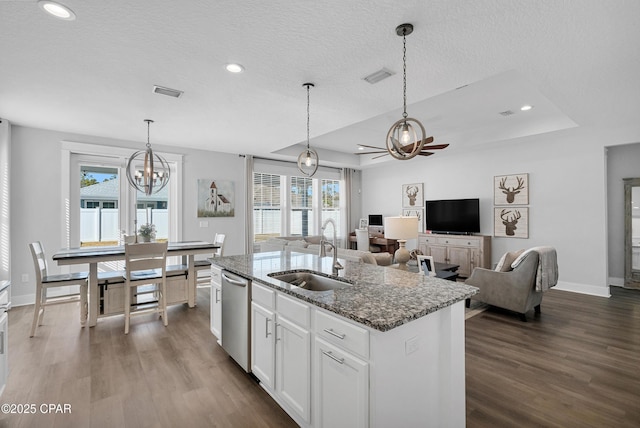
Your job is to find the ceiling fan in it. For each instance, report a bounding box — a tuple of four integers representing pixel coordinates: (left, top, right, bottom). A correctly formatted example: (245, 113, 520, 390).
(355, 137, 449, 160)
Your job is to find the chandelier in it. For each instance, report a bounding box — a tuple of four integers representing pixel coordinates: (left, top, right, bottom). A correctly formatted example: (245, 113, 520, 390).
(297, 83, 319, 177)
(126, 119, 170, 195)
(386, 23, 426, 160)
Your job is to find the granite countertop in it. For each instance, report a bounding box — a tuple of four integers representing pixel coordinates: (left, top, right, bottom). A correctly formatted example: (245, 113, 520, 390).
(211, 251, 478, 332)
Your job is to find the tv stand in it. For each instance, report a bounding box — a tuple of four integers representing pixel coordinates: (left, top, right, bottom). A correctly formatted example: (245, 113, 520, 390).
(417, 233, 491, 278)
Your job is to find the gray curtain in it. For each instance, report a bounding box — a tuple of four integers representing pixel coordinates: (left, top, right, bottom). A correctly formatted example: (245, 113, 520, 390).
(244, 155, 254, 254)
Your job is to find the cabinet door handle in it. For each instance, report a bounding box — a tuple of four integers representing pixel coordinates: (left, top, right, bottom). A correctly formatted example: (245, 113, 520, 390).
(322, 350, 344, 365)
(323, 328, 345, 340)
(0, 331, 4, 355)
(265, 318, 271, 338)
(214, 288, 220, 303)
(275, 323, 281, 342)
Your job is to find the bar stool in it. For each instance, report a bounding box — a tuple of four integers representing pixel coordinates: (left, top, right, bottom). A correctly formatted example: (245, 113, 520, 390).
(29, 241, 88, 337)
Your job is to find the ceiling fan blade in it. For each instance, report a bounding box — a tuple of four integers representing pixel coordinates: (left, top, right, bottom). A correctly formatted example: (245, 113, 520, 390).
(398, 136, 435, 152)
(417, 152, 434, 156)
(371, 153, 390, 160)
(421, 136, 434, 145)
(357, 144, 387, 150)
(354, 151, 388, 155)
(421, 143, 449, 150)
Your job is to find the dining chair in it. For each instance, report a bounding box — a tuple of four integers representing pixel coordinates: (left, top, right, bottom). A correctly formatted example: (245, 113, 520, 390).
(195, 233, 226, 288)
(355, 228, 381, 253)
(123, 242, 168, 334)
(417, 255, 437, 277)
(29, 241, 88, 337)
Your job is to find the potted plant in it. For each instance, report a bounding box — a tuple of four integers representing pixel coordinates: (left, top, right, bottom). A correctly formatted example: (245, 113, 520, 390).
(138, 223, 156, 242)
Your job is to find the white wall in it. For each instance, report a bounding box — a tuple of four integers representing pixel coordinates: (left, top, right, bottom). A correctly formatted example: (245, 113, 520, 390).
(362, 127, 620, 297)
(0, 119, 10, 283)
(10, 125, 245, 305)
(606, 142, 640, 285)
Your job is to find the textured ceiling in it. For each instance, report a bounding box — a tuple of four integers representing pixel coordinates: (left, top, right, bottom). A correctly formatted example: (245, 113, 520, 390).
(1, 0, 639, 167)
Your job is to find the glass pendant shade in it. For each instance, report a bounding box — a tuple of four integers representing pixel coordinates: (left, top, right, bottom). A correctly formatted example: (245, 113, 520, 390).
(126, 120, 170, 196)
(297, 147, 319, 176)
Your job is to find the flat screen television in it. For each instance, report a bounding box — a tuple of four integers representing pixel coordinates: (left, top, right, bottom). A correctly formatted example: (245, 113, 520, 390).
(368, 214, 383, 226)
(425, 198, 480, 234)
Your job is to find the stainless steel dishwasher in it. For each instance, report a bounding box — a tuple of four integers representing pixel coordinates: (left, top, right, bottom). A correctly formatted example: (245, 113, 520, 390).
(221, 270, 251, 372)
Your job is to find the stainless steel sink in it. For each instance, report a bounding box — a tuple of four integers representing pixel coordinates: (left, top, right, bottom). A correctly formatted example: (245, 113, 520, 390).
(268, 270, 352, 292)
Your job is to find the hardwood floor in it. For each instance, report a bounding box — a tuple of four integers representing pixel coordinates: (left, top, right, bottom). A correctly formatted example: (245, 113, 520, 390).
(466, 286, 640, 428)
(1, 286, 638, 427)
(0, 289, 296, 428)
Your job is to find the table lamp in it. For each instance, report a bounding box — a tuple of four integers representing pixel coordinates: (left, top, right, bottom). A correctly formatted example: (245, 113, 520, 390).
(384, 216, 419, 269)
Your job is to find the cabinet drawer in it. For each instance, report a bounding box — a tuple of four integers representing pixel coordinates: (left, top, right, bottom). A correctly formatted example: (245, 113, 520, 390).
(253, 282, 275, 310)
(277, 293, 310, 328)
(435, 236, 480, 248)
(315, 310, 369, 359)
(210, 266, 222, 286)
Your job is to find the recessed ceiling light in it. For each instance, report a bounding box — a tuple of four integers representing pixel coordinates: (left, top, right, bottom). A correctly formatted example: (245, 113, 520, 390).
(520, 105, 533, 111)
(358, 147, 364, 150)
(225, 63, 245, 73)
(38, 1, 76, 20)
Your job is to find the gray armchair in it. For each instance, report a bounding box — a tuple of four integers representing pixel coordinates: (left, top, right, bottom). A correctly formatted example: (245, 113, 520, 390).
(465, 251, 542, 321)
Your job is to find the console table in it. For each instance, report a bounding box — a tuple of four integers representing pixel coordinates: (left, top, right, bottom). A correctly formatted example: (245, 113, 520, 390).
(348, 232, 399, 255)
(417, 233, 491, 278)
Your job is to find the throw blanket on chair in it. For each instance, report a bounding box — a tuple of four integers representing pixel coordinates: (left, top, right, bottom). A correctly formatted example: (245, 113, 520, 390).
(511, 246, 559, 291)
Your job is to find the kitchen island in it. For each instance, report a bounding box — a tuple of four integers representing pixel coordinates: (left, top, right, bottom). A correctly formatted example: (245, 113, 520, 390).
(211, 251, 477, 428)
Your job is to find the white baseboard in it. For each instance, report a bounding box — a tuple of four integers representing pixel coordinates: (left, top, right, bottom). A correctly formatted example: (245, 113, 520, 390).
(554, 280, 610, 298)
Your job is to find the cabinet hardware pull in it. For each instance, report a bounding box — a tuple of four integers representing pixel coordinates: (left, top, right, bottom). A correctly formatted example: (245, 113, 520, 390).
(0, 331, 3, 355)
(215, 288, 220, 303)
(323, 328, 346, 339)
(322, 350, 344, 364)
(265, 318, 271, 338)
(275, 323, 281, 342)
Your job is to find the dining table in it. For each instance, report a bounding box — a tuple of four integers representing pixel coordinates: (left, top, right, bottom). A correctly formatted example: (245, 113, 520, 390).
(52, 241, 219, 327)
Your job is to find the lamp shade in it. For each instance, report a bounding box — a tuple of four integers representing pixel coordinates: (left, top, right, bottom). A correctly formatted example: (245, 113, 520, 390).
(384, 216, 418, 240)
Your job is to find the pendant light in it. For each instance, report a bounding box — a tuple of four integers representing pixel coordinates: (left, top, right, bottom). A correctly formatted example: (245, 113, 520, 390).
(126, 119, 170, 196)
(297, 83, 319, 177)
(386, 23, 426, 160)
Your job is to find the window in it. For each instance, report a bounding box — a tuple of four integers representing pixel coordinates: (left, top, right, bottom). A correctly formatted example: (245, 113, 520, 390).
(251, 159, 344, 247)
(63, 142, 182, 250)
(321, 179, 341, 236)
(253, 173, 281, 242)
(290, 176, 313, 236)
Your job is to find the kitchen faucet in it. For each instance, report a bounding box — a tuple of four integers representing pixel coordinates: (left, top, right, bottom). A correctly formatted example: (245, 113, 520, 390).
(319, 218, 343, 275)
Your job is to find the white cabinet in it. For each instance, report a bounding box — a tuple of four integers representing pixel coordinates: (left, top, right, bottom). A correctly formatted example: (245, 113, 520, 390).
(276, 314, 311, 423)
(418, 233, 491, 278)
(251, 302, 275, 389)
(210, 266, 222, 343)
(251, 283, 311, 425)
(314, 337, 368, 428)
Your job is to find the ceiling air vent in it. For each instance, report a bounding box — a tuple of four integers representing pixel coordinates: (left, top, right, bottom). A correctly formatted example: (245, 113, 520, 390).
(499, 110, 516, 116)
(363, 68, 395, 84)
(153, 85, 183, 98)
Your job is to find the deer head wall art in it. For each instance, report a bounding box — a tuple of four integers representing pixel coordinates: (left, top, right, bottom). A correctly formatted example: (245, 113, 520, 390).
(402, 183, 424, 208)
(494, 174, 529, 205)
(494, 207, 529, 238)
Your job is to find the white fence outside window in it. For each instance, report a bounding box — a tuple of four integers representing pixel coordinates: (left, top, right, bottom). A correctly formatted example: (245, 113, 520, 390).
(80, 208, 168, 243)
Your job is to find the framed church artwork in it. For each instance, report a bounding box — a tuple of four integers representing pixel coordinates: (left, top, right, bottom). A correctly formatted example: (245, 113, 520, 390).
(197, 179, 235, 217)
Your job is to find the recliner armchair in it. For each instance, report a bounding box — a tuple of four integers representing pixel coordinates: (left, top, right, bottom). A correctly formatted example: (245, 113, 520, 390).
(465, 251, 543, 321)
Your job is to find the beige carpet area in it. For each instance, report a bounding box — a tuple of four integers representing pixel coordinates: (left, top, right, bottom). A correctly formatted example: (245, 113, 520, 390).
(465, 300, 488, 320)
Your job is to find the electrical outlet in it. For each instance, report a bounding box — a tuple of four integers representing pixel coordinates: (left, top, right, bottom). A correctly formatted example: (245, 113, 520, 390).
(405, 336, 419, 355)
(21, 273, 29, 283)
(199, 220, 209, 228)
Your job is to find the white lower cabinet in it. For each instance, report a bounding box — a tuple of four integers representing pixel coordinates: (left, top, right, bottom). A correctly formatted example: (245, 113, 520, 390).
(276, 314, 311, 423)
(251, 301, 275, 389)
(314, 338, 368, 428)
(210, 266, 222, 343)
(251, 284, 311, 425)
